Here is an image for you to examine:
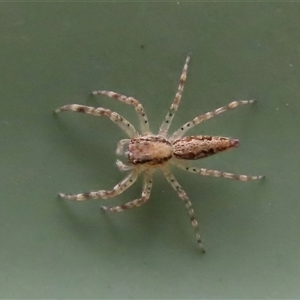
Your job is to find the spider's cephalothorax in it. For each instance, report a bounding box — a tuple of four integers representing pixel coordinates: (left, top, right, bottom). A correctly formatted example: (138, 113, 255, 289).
(55, 55, 264, 253)
(126, 135, 172, 166)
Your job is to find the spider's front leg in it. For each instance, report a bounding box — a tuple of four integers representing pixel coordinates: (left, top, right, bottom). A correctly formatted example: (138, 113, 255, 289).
(92, 90, 150, 134)
(159, 54, 191, 136)
(55, 104, 137, 138)
(58, 171, 138, 201)
(101, 173, 153, 212)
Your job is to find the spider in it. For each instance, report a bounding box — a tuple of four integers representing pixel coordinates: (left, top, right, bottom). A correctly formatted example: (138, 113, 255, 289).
(55, 55, 264, 253)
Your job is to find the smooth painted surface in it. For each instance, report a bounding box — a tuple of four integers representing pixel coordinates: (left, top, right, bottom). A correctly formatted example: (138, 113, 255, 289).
(1, 3, 299, 298)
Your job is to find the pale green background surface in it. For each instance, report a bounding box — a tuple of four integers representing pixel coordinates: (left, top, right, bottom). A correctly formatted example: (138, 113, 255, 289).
(1, 3, 300, 298)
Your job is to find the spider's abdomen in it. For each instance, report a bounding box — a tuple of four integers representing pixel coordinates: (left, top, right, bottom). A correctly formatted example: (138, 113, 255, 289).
(127, 135, 172, 165)
(172, 135, 239, 160)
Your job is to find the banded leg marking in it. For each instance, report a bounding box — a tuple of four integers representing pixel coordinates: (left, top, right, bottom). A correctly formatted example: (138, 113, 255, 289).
(101, 173, 153, 212)
(179, 165, 264, 181)
(171, 100, 255, 140)
(55, 104, 136, 138)
(159, 55, 191, 136)
(58, 171, 138, 201)
(92, 90, 150, 133)
(163, 169, 205, 253)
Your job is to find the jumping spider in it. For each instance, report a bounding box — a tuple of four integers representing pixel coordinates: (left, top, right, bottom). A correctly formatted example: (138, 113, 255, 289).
(55, 55, 263, 252)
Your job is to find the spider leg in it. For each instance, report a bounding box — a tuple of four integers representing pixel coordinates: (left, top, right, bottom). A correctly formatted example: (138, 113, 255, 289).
(101, 173, 153, 212)
(159, 55, 191, 136)
(171, 100, 255, 141)
(58, 171, 138, 201)
(176, 163, 264, 181)
(162, 168, 205, 253)
(92, 90, 150, 134)
(55, 104, 137, 138)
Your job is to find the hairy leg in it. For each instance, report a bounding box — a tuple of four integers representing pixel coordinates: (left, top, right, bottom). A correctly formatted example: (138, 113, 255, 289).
(171, 100, 255, 140)
(159, 55, 191, 136)
(162, 168, 205, 253)
(55, 104, 136, 138)
(176, 163, 264, 181)
(58, 171, 138, 201)
(92, 90, 150, 134)
(101, 173, 153, 212)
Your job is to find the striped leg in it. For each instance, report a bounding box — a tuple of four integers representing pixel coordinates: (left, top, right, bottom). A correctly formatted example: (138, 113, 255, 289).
(58, 171, 138, 201)
(159, 55, 191, 136)
(177, 164, 264, 181)
(171, 100, 255, 140)
(55, 104, 136, 138)
(163, 168, 205, 253)
(101, 173, 153, 212)
(92, 90, 150, 134)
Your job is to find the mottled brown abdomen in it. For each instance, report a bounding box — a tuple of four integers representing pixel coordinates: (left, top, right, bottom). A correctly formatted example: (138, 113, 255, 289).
(172, 135, 239, 160)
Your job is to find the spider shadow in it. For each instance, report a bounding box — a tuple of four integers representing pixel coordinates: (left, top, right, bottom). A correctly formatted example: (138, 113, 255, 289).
(56, 195, 131, 251)
(52, 109, 118, 177)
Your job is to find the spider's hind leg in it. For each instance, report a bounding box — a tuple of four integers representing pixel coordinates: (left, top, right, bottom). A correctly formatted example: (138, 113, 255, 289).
(176, 163, 264, 181)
